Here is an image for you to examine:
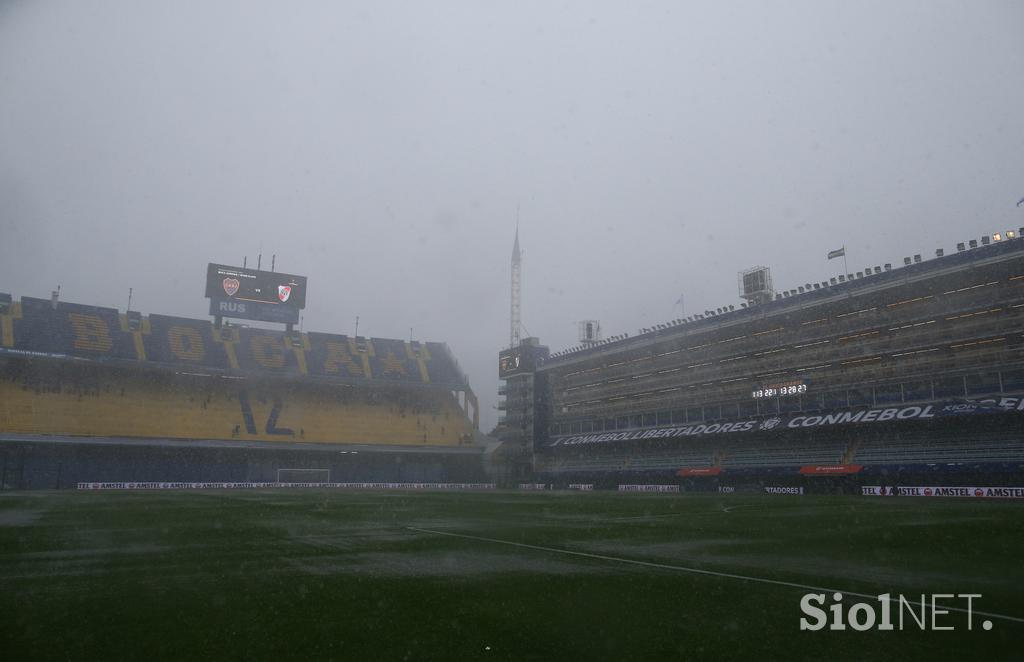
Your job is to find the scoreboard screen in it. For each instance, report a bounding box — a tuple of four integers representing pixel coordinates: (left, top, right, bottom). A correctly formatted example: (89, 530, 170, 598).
(499, 349, 527, 379)
(206, 263, 307, 309)
(205, 263, 307, 324)
(498, 343, 550, 379)
(500, 348, 543, 379)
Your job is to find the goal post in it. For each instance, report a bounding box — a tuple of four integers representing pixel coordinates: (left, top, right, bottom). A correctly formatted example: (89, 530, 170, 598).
(276, 468, 330, 483)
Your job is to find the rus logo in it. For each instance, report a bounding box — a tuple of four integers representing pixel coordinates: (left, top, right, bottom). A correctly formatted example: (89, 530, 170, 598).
(223, 278, 240, 296)
(219, 301, 246, 313)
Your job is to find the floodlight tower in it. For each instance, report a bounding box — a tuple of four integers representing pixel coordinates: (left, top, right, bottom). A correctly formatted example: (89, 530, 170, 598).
(738, 265, 774, 306)
(578, 320, 602, 347)
(510, 224, 522, 348)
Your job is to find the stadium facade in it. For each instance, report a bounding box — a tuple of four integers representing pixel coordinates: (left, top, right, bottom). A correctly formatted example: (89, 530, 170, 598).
(515, 234, 1024, 491)
(0, 292, 485, 488)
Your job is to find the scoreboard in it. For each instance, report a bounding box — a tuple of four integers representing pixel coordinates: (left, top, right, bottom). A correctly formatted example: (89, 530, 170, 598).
(499, 348, 531, 379)
(499, 344, 549, 379)
(206, 263, 307, 308)
(205, 263, 307, 324)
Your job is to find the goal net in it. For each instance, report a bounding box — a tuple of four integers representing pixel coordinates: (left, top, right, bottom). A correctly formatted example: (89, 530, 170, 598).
(276, 468, 330, 483)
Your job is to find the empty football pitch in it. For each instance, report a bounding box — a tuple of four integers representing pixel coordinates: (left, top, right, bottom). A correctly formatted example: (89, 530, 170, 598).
(1, 489, 1021, 660)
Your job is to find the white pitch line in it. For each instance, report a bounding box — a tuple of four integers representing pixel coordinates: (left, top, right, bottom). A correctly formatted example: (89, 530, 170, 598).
(407, 526, 1024, 625)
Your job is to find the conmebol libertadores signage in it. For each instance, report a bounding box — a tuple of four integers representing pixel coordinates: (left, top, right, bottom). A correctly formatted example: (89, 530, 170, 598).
(549, 395, 1024, 447)
(764, 486, 804, 495)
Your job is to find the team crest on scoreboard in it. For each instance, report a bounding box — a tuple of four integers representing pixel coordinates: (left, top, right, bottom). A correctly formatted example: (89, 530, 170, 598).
(222, 278, 240, 296)
(278, 285, 292, 303)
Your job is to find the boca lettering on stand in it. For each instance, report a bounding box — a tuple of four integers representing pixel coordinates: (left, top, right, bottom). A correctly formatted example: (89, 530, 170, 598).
(68, 313, 113, 352)
(167, 326, 206, 362)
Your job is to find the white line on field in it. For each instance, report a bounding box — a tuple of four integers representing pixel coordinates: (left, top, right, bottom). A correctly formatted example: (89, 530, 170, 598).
(407, 526, 1024, 625)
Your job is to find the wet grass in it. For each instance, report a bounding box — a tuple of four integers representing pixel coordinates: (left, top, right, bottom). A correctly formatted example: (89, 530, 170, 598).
(0, 490, 1021, 660)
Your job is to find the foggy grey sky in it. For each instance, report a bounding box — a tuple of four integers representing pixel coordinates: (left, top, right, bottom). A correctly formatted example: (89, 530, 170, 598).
(2, 0, 1024, 430)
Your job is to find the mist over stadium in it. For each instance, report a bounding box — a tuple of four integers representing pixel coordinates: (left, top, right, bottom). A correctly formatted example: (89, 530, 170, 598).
(2, 1, 1024, 659)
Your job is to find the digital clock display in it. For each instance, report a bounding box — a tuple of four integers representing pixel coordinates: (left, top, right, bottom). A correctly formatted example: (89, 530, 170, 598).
(752, 380, 807, 399)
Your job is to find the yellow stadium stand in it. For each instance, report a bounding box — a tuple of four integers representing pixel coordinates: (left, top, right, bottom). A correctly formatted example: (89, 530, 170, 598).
(0, 360, 474, 447)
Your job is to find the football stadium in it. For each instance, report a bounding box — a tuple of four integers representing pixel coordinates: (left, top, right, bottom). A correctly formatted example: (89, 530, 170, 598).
(0, 269, 485, 489)
(524, 234, 1024, 494)
(1, 237, 1023, 659)
(5, 3, 1024, 658)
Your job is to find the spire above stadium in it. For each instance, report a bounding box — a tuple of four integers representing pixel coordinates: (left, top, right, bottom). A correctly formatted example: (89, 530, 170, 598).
(510, 222, 522, 348)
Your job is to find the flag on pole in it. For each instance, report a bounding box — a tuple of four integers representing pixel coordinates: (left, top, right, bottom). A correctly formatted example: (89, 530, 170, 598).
(827, 247, 846, 260)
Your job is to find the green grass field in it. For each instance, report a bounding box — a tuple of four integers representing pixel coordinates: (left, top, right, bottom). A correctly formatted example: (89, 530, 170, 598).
(1, 490, 1021, 661)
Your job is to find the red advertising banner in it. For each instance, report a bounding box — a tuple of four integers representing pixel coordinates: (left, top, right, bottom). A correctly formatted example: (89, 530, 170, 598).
(676, 467, 723, 476)
(799, 464, 863, 475)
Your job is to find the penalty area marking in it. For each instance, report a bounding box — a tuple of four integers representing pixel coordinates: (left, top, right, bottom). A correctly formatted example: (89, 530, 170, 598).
(406, 526, 1024, 625)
